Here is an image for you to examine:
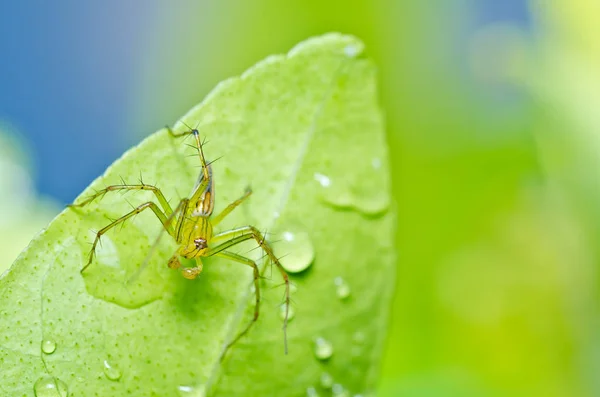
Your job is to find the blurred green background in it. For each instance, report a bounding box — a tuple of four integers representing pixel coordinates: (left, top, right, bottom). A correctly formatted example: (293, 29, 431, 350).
(1, 1, 598, 396)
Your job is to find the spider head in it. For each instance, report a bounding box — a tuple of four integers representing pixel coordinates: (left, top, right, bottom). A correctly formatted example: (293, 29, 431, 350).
(181, 237, 208, 258)
(194, 238, 208, 250)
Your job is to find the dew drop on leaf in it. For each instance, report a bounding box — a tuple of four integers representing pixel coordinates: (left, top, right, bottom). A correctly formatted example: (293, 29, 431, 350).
(313, 172, 331, 187)
(33, 376, 68, 397)
(314, 337, 333, 360)
(279, 303, 295, 322)
(306, 386, 319, 397)
(316, 158, 390, 215)
(320, 372, 333, 389)
(103, 360, 122, 381)
(277, 229, 315, 273)
(344, 44, 359, 58)
(334, 276, 351, 300)
(178, 384, 206, 396)
(289, 283, 298, 294)
(41, 339, 56, 354)
(81, 231, 165, 309)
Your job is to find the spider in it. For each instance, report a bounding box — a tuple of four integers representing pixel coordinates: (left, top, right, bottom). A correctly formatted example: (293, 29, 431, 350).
(69, 125, 290, 355)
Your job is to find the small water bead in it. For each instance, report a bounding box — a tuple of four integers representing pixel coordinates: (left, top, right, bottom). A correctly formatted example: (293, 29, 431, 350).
(334, 277, 351, 300)
(306, 386, 319, 397)
(314, 337, 333, 360)
(178, 384, 206, 396)
(344, 45, 360, 58)
(313, 173, 331, 187)
(351, 158, 390, 215)
(247, 284, 257, 304)
(279, 303, 295, 322)
(278, 229, 315, 274)
(316, 162, 390, 216)
(371, 157, 382, 169)
(319, 372, 333, 389)
(103, 360, 122, 381)
(332, 384, 350, 397)
(82, 230, 165, 309)
(33, 376, 68, 397)
(41, 339, 56, 354)
(315, 174, 353, 209)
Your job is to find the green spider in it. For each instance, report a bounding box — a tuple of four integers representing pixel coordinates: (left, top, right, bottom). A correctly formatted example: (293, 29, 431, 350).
(69, 125, 290, 354)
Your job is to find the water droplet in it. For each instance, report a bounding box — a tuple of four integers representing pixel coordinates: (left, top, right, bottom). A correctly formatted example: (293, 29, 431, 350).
(313, 172, 331, 187)
(277, 229, 315, 274)
(178, 384, 206, 396)
(41, 339, 56, 354)
(344, 45, 359, 58)
(306, 386, 319, 397)
(33, 376, 68, 397)
(334, 277, 351, 300)
(314, 337, 333, 360)
(332, 384, 350, 397)
(81, 228, 166, 309)
(320, 372, 333, 389)
(248, 284, 257, 304)
(279, 303, 295, 322)
(371, 158, 382, 169)
(316, 163, 390, 216)
(273, 211, 280, 219)
(103, 360, 121, 381)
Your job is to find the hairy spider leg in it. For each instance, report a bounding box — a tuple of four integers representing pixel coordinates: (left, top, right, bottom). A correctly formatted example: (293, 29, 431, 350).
(214, 251, 261, 360)
(206, 225, 291, 354)
(70, 183, 177, 274)
(211, 187, 253, 226)
(68, 183, 173, 216)
(166, 125, 210, 181)
(127, 198, 190, 284)
(80, 201, 172, 273)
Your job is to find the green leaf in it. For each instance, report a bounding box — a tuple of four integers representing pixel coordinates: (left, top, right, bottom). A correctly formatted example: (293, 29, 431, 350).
(1, 33, 395, 396)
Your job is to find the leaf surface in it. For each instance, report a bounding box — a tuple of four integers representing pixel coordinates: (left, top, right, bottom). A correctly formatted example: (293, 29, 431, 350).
(0, 33, 395, 396)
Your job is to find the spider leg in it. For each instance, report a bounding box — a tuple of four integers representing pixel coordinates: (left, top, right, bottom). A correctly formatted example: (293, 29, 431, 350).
(127, 198, 190, 283)
(82, 201, 173, 273)
(206, 226, 290, 354)
(214, 251, 261, 360)
(166, 125, 209, 181)
(211, 187, 252, 226)
(69, 183, 173, 216)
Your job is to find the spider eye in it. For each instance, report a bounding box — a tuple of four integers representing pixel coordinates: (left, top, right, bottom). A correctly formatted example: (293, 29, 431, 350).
(194, 238, 207, 250)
